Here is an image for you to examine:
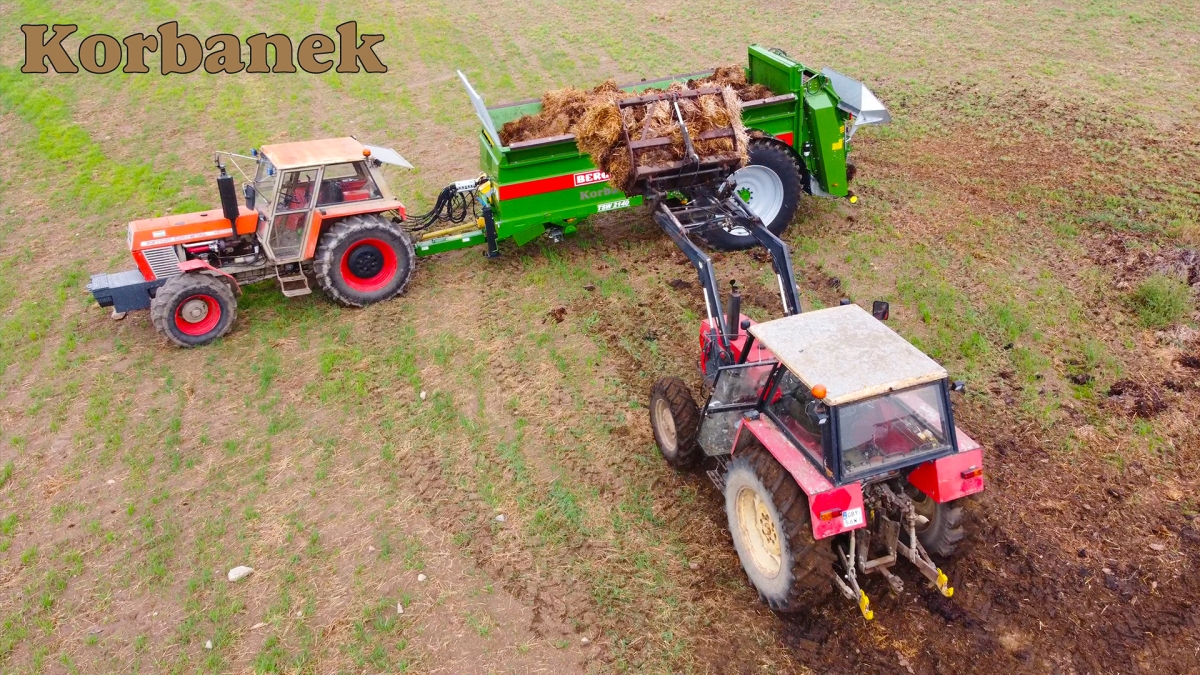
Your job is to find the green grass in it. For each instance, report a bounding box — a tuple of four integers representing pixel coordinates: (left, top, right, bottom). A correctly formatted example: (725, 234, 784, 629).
(1131, 273, 1193, 328)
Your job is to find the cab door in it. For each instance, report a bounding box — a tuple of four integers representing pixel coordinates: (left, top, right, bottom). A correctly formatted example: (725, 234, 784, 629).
(264, 167, 322, 261)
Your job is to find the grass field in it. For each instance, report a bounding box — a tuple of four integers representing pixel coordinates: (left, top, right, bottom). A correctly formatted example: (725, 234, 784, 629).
(2, 1, 1199, 673)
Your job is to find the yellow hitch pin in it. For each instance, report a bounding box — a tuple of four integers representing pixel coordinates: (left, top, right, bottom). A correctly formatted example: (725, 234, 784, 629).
(858, 590, 874, 621)
(936, 569, 954, 598)
(849, 194, 858, 204)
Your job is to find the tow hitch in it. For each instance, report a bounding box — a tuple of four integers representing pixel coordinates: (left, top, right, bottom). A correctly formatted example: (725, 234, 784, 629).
(832, 483, 955, 619)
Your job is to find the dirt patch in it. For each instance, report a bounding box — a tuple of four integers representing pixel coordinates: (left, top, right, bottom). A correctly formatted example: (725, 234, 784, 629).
(1107, 378, 1169, 418)
(1088, 233, 1200, 291)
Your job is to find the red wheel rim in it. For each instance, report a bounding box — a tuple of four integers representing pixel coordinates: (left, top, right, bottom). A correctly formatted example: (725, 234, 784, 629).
(174, 294, 222, 336)
(339, 238, 398, 293)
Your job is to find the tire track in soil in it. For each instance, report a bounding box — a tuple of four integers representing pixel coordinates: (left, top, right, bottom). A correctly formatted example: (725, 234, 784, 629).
(392, 448, 591, 645)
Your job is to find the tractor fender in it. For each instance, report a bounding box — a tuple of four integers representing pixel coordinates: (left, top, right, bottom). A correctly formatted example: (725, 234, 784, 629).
(733, 417, 865, 540)
(302, 199, 407, 260)
(177, 259, 241, 296)
(906, 447, 985, 504)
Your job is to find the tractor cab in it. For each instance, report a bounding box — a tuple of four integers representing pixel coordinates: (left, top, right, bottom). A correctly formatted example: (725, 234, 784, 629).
(718, 304, 969, 487)
(247, 137, 410, 262)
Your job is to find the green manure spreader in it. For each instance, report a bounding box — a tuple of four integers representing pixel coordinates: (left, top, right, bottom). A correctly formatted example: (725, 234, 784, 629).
(439, 44, 890, 256)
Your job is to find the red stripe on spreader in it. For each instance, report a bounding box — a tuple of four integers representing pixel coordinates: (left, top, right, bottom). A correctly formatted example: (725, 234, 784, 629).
(777, 132, 794, 146)
(498, 174, 578, 200)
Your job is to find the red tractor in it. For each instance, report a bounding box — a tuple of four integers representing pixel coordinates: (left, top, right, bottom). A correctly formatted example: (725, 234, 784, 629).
(646, 201, 983, 619)
(88, 137, 417, 346)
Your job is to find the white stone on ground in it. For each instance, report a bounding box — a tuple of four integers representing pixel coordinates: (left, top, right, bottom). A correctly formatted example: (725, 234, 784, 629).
(227, 566, 254, 582)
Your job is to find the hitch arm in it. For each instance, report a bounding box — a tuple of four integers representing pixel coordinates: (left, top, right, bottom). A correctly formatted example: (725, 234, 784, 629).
(731, 197, 803, 317)
(653, 202, 729, 339)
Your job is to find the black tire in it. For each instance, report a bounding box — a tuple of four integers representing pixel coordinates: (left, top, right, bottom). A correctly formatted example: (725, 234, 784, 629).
(905, 488, 966, 558)
(649, 377, 701, 469)
(703, 139, 802, 251)
(724, 446, 833, 611)
(150, 273, 237, 347)
(314, 215, 416, 308)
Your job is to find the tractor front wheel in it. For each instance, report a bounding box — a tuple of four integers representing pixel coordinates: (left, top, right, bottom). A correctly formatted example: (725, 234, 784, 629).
(150, 273, 237, 347)
(724, 446, 833, 611)
(905, 488, 966, 558)
(314, 215, 416, 308)
(649, 377, 701, 469)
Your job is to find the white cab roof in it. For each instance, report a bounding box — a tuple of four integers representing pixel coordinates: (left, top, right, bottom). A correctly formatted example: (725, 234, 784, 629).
(748, 304, 947, 405)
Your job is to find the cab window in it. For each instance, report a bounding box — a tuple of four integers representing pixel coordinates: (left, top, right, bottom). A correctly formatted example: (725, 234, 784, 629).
(317, 162, 382, 205)
(766, 370, 825, 462)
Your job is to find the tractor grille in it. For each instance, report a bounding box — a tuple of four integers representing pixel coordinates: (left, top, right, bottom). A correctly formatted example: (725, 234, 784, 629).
(142, 246, 182, 280)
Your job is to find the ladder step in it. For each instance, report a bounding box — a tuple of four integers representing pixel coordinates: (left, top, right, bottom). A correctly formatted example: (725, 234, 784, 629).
(276, 271, 312, 297)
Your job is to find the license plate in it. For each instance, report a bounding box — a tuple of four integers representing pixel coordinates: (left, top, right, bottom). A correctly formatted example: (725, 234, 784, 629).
(841, 507, 864, 528)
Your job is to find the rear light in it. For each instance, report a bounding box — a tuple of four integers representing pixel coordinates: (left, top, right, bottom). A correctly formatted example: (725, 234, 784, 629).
(961, 467, 983, 479)
(819, 508, 843, 521)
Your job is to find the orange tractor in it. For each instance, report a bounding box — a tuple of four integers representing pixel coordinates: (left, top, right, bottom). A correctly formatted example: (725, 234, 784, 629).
(88, 137, 418, 346)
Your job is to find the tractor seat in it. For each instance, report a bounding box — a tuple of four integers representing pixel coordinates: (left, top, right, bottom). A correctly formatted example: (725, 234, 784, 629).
(317, 181, 345, 206)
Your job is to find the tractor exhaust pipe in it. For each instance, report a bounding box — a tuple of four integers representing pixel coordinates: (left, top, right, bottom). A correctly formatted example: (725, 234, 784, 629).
(216, 160, 240, 237)
(726, 281, 741, 341)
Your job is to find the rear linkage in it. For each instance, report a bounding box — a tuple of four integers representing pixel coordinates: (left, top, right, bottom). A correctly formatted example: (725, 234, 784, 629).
(833, 483, 955, 621)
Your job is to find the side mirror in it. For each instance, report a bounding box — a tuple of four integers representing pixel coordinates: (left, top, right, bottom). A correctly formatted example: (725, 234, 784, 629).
(872, 300, 890, 321)
(950, 380, 966, 393)
(242, 183, 255, 210)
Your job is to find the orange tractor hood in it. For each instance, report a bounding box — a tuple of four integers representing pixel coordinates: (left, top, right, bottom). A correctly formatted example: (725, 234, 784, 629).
(129, 206, 258, 251)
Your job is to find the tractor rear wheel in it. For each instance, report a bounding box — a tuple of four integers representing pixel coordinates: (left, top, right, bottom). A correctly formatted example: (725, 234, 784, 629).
(724, 446, 833, 611)
(314, 215, 416, 308)
(150, 273, 237, 347)
(905, 488, 966, 558)
(649, 377, 701, 469)
(702, 139, 802, 251)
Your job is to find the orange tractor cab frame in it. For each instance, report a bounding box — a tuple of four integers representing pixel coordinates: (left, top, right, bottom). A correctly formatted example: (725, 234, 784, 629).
(89, 137, 417, 346)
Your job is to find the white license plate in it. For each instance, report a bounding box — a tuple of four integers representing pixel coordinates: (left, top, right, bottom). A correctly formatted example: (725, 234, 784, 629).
(841, 507, 864, 528)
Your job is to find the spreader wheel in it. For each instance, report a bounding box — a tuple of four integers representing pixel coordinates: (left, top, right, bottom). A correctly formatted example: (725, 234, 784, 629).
(314, 215, 416, 308)
(649, 377, 701, 469)
(150, 273, 237, 347)
(724, 445, 833, 611)
(906, 488, 966, 558)
(703, 139, 802, 251)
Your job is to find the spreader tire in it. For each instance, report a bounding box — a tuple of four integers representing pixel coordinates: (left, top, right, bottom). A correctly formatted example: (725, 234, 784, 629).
(649, 377, 701, 469)
(702, 139, 802, 251)
(724, 446, 833, 611)
(150, 273, 237, 347)
(906, 490, 966, 558)
(314, 215, 416, 308)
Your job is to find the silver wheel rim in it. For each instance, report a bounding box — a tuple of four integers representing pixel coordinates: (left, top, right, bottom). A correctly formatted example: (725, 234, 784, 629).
(736, 485, 782, 577)
(729, 165, 785, 236)
(180, 298, 210, 323)
(653, 397, 677, 455)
